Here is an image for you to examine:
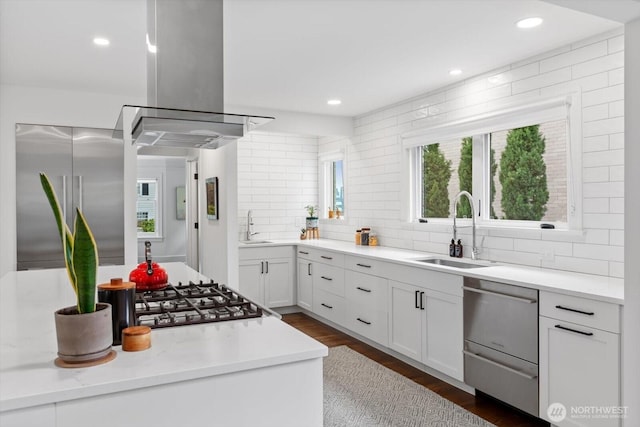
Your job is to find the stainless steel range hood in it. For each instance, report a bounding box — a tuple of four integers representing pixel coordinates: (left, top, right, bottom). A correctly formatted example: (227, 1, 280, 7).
(113, 0, 273, 149)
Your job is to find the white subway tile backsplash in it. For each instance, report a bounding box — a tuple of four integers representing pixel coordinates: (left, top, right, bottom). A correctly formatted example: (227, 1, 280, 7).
(572, 51, 624, 79)
(512, 67, 572, 94)
(608, 35, 624, 53)
(582, 84, 624, 106)
(609, 68, 624, 85)
(539, 41, 607, 73)
(582, 117, 624, 137)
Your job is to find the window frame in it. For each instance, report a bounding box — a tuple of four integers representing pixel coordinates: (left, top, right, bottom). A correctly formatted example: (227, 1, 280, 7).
(402, 93, 582, 231)
(319, 148, 346, 220)
(136, 177, 163, 239)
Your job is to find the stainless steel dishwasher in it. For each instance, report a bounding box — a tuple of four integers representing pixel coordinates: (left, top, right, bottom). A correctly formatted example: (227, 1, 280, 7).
(463, 277, 539, 417)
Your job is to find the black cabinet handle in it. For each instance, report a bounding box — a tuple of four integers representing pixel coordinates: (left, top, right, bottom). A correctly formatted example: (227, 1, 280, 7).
(356, 263, 372, 268)
(555, 324, 594, 336)
(555, 305, 594, 316)
(265, 261, 269, 274)
(357, 318, 371, 325)
(414, 290, 419, 309)
(321, 276, 333, 281)
(321, 303, 333, 309)
(321, 255, 333, 260)
(307, 263, 312, 276)
(260, 261, 264, 274)
(356, 286, 371, 293)
(299, 250, 309, 255)
(420, 291, 425, 310)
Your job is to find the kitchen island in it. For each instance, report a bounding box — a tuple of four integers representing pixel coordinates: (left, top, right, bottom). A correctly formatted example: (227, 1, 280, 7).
(0, 263, 327, 427)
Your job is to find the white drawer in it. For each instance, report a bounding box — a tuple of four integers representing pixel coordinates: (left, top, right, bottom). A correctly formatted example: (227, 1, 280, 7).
(344, 270, 388, 312)
(345, 302, 388, 346)
(313, 288, 345, 326)
(540, 291, 620, 333)
(313, 263, 345, 297)
(300, 247, 345, 267)
(345, 255, 391, 278)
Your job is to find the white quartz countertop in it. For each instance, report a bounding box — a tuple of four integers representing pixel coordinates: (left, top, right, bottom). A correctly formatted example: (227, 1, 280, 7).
(0, 263, 327, 412)
(240, 239, 624, 304)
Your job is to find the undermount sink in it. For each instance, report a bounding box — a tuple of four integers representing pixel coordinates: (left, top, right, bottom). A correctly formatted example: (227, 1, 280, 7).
(241, 240, 271, 245)
(414, 258, 489, 269)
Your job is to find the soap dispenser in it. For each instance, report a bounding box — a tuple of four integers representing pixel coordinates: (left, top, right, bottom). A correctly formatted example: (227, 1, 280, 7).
(449, 239, 455, 257)
(455, 239, 463, 258)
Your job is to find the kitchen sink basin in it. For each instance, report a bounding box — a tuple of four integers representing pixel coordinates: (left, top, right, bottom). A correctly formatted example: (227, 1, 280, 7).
(414, 258, 488, 269)
(241, 240, 272, 245)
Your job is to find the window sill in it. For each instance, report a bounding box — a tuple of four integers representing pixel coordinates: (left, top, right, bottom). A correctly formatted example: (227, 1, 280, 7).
(410, 219, 584, 240)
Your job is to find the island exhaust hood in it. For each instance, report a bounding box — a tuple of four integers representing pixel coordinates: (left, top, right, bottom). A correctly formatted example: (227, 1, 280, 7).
(114, 0, 273, 149)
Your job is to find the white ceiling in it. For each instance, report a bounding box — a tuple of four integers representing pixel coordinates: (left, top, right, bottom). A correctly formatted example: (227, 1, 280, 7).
(1, 0, 639, 118)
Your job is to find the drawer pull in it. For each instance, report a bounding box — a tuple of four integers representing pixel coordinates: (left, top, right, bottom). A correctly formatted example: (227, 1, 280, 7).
(298, 250, 309, 255)
(555, 305, 594, 316)
(555, 324, 594, 336)
(463, 350, 537, 380)
(463, 286, 537, 304)
(321, 276, 333, 281)
(356, 286, 372, 293)
(321, 255, 334, 260)
(420, 291, 424, 310)
(356, 263, 372, 268)
(414, 290, 420, 309)
(308, 263, 312, 276)
(357, 317, 371, 325)
(321, 303, 333, 309)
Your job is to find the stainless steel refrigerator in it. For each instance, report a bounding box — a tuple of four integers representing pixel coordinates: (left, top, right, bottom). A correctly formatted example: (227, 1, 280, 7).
(16, 124, 124, 270)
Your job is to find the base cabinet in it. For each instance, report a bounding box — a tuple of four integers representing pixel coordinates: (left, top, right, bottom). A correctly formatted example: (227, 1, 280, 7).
(239, 247, 295, 308)
(539, 291, 622, 427)
(297, 258, 313, 311)
(388, 279, 463, 381)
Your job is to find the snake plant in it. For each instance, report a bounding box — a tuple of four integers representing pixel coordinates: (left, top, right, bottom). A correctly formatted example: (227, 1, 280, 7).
(40, 173, 99, 313)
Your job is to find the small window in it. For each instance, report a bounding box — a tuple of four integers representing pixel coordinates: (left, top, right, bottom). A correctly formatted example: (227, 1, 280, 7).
(137, 178, 161, 237)
(319, 150, 346, 219)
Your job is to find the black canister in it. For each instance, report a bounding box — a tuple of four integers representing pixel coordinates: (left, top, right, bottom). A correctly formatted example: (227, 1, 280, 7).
(98, 278, 136, 346)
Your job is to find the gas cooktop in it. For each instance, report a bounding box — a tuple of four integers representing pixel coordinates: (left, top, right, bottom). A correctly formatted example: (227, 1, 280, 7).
(135, 280, 264, 329)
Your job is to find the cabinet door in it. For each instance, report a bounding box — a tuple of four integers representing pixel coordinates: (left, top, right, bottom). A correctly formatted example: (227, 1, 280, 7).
(388, 280, 423, 362)
(238, 259, 264, 305)
(539, 316, 620, 427)
(423, 289, 463, 381)
(297, 259, 313, 311)
(264, 257, 294, 307)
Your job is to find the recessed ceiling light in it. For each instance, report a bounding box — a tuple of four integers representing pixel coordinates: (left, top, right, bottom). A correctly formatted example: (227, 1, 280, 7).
(327, 99, 342, 106)
(449, 69, 462, 76)
(93, 37, 110, 46)
(516, 17, 543, 29)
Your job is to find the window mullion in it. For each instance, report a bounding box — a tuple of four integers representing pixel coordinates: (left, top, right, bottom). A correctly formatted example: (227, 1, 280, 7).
(471, 135, 486, 220)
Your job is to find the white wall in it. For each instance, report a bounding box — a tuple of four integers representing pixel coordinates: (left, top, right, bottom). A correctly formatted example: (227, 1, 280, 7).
(136, 157, 187, 263)
(0, 84, 145, 277)
(623, 17, 640, 427)
(319, 29, 625, 278)
(237, 131, 319, 241)
(199, 141, 238, 288)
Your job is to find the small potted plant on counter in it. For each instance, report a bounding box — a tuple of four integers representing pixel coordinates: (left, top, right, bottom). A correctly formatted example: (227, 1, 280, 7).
(305, 204, 319, 229)
(40, 173, 114, 367)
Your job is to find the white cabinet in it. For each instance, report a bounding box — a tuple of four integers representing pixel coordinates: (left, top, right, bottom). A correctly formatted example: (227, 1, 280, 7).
(539, 292, 621, 427)
(238, 246, 295, 308)
(297, 248, 314, 311)
(344, 269, 389, 346)
(388, 273, 463, 381)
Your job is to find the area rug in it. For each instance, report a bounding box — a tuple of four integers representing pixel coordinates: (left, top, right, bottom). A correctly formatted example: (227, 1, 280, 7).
(324, 346, 495, 427)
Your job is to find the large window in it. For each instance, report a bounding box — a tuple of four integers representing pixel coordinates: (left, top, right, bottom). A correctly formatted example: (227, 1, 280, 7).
(406, 95, 577, 229)
(137, 178, 161, 237)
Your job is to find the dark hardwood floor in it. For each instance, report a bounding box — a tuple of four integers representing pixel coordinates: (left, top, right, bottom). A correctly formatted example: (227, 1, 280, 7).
(282, 312, 549, 427)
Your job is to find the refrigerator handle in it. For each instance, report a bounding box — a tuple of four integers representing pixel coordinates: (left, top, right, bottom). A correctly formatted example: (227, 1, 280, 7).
(77, 175, 83, 213)
(61, 175, 68, 225)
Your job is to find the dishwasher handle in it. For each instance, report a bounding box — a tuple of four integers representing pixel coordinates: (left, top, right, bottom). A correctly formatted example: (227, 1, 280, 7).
(463, 350, 537, 380)
(462, 286, 537, 304)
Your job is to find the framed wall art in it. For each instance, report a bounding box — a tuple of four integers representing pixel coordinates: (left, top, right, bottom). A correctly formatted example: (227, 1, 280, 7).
(206, 177, 219, 220)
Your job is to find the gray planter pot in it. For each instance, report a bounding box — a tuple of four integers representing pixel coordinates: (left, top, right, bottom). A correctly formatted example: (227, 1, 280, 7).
(54, 302, 113, 364)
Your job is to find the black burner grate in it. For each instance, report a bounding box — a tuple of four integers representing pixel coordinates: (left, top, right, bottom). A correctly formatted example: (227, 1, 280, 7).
(135, 280, 263, 329)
